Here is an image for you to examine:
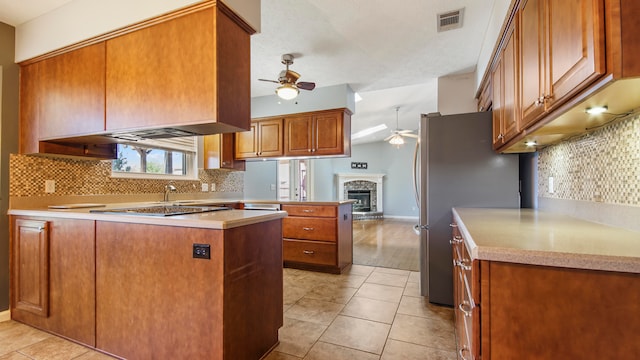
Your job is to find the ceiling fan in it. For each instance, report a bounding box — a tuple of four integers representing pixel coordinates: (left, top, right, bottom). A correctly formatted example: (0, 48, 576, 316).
(385, 107, 417, 146)
(259, 54, 316, 100)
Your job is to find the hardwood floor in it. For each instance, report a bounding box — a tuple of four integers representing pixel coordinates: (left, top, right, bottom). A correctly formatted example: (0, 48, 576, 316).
(352, 218, 420, 271)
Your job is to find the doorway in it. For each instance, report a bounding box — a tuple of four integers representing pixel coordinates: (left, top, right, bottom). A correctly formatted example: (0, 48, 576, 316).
(277, 159, 313, 201)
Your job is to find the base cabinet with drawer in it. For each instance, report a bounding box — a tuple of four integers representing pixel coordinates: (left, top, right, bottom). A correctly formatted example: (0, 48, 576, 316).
(451, 216, 640, 359)
(282, 203, 353, 274)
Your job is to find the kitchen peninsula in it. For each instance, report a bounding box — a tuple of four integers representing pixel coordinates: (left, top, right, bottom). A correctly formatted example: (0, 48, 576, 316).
(9, 204, 286, 360)
(451, 207, 640, 359)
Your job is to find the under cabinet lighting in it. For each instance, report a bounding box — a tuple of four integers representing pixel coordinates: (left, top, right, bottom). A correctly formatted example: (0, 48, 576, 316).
(525, 141, 537, 147)
(585, 106, 608, 115)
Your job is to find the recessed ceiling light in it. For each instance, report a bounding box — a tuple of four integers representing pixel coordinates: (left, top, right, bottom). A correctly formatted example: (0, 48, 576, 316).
(354, 92, 363, 102)
(585, 106, 608, 115)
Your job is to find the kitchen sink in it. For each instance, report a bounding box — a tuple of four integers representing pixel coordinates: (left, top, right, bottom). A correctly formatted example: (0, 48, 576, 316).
(90, 205, 231, 216)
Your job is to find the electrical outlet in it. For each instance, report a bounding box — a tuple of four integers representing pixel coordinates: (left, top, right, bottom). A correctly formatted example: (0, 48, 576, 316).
(548, 177, 554, 194)
(201, 183, 209, 192)
(210, 183, 216, 192)
(270, 184, 276, 191)
(45, 180, 56, 193)
(193, 244, 211, 259)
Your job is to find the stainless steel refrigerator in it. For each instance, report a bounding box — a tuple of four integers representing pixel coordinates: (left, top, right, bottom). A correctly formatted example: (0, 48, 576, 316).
(413, 112, 520, 306)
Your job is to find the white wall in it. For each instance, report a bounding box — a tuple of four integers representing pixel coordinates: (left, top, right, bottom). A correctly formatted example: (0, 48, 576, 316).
(437, 72, 478, 115)
(15, 0, 261, 62)
(474, 0, 512, 93)
(251, 83, 356, 118)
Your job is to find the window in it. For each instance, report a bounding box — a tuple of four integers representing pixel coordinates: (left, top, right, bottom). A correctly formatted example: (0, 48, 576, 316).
(111, 137, 198, 180)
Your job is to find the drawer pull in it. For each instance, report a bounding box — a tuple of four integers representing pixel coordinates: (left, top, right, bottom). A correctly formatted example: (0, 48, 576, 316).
(449, 236, 463, 245)
(302, 227, 315, 231)
(459, 347, 471, 360)
(303, 250, 315, 255)
(302, 209, 314, 213)
(455, 260, 472, 271)
(459, 302, 474, 317)
(449, 223, 458, 228)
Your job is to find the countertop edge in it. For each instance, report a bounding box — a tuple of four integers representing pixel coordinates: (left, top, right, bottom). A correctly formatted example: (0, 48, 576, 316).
(452, 208, 640, 274)
(7, 208, 287, 230)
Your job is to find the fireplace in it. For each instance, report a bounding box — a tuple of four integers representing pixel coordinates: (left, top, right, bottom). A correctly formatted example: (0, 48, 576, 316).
(347, 190, 371, 212)
(336, 173, 385, 220)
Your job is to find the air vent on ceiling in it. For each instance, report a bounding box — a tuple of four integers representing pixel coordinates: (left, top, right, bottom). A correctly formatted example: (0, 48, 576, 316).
(437, 8, 464, 32)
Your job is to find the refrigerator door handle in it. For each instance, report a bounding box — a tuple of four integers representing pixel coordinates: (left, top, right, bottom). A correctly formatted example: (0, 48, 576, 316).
(413, 224, 429, 235)
(412, 139, 420, 208)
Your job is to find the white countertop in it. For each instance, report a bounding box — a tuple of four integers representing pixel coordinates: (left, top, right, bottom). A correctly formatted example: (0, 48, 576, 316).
(8, 202, 287, 230)
(452, 207, 640, 273)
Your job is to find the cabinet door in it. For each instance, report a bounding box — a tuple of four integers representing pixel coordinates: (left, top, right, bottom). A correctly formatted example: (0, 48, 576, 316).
(235, 123, 258, 159)
(11, 218, 96, 347)
(284, 115, 313, 156)
(502, 24, 518, 142)
(314, 111, 345, 155)
(491, 57, 504, 149)
(257, 118, 284, 157)
(19, 62, 41, 154)
(106, 8, 216, 131)
(547, 0, 605, 107)
(203, 133, 245, 170)
(39, 43, 106, 139)
(12, 219, 49, 317)
(519, 0, 546, 129)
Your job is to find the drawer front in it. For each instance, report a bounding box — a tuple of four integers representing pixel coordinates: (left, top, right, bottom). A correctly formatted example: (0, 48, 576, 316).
(283, 217, 336, 241)
(281, 204, 336, 218)
(283, 239, 336, 266)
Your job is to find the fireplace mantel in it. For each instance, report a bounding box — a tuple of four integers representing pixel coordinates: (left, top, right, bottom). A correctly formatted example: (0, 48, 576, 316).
(336, 173, 385, 213)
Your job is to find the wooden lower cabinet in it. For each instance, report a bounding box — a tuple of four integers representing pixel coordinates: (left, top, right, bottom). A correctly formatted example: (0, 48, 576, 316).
(451, 220, 640, 359)
(10, 217, 96, 347)
(95, 220, 283, 360)
(282, 203, 353, 274)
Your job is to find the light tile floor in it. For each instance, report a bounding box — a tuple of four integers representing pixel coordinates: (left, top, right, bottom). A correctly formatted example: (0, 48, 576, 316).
(0, 265, 456, 360)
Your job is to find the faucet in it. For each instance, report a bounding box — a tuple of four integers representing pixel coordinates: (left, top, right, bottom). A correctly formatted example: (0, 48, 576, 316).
(164, 184, 177, 202)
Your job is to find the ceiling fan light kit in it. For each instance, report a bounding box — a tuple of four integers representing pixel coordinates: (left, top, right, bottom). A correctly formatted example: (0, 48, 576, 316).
(259, 53, 316, 101)
(385, 107, 417, 146)
(276, 83, 299, 100)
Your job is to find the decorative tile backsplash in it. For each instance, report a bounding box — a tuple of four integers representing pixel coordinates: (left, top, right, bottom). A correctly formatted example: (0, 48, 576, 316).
(538, 113, 640, 205)
(9, 154, 244, 197)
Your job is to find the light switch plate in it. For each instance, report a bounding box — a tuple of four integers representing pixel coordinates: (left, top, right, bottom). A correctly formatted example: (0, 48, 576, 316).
(548, 177, 554, 194)
(201, 183, 209, 192)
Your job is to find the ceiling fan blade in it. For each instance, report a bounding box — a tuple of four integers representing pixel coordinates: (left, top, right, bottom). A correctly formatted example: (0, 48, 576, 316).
(397, 129, 414, 134)
(402, 133, 419, 139)
(258, 79, 280, 84)
(297, 82, 316, 91)
(383, 134, 394, 141)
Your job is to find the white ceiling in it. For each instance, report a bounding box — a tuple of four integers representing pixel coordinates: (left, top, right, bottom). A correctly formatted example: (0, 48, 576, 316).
(0, 0, 496, 144)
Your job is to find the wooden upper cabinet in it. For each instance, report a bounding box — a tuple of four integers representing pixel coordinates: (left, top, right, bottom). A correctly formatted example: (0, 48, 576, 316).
(519, 0, 605, 130)
(235, 118, 284, 159)
(19, 43, 106, 153)
(519, 0, 546, 130)
(284, 109, 351, 157)
(105, 5, 250, 133)
(203, 133, 245, 171)
(39, 43, 106, 139)
(492, 22, 518, 149)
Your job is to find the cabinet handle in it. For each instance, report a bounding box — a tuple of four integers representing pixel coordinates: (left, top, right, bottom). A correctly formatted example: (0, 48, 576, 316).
(303, 250, 315, 255)
(459, 347, 471, 360)
(459, 302, 474, 317)
(302, 227, 315, 231)
(302, 209, 314, 213)
(222, 161, 227, 165)
(308, 149, 312, 152)
(497, 134, 504, 140)
(449, 237, 463, 245)
(455, 260, 472, 271)
(449, 223, 458, 228)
